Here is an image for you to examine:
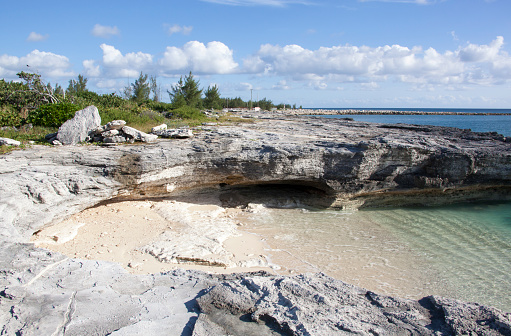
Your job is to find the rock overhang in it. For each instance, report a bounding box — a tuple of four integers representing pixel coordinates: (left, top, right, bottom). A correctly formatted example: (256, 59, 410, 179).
(1, 116, 511, 334)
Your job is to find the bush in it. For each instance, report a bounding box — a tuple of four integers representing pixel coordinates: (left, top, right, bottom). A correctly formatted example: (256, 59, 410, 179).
(70, 91, 125, 109)
(0, 105, 23, 127)
(168, 106, 206, 121)
(28, 103, 81, 127)
(100, 108, 167, 126)
(145, 101, 173, 113)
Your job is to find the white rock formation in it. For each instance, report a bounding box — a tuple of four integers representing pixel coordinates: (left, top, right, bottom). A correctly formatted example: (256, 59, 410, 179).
(56, 105, 101, 145)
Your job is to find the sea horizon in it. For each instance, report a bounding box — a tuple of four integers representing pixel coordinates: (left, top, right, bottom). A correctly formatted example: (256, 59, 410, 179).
(304, 107, 511, 113)
(307, 109, 511, 136)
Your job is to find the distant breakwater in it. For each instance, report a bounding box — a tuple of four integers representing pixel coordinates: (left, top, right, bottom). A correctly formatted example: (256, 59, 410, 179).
(298, 109, 511, 116)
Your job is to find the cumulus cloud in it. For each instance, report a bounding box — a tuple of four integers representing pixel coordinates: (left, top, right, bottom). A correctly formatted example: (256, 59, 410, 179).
(27, 32, 49, 42)
(83, 59, 101, 77)
(84, 41, 238, 80)
(100, 44, 153, 78)
(167, 24, 193, 36)
(272, 80, 291, 90)
(244, 36, 511, 87)
(159, 41, 238, 75)
(0, 50, 73, 79)
(92, 24, 120, 38)
(237, 82, 253, 91)
(459, 36, 503, 62)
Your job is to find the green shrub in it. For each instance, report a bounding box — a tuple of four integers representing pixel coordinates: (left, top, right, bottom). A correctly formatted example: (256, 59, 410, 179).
(28, 103, 81, 127)
(0, 125, 57, 146)
(68, 91, 125, 110)
(146, 101, 173, 113)
(168, 106, 206, 121)
(100, 108, 166, 125)
(0, 105, 23, 127)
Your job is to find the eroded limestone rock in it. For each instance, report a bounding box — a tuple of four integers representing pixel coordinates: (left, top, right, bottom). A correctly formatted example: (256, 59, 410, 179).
(1, 116, 511, 335)
(56, 105, 101, 145)
(0, 137, 21, 146)
(195, 273, 511, 336)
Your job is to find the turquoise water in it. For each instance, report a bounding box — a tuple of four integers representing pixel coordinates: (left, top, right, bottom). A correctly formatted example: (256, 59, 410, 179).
(363, 202, 511, 311)
(244, 201, 511, 312)
(316, 109, 511, 136)
(242, 111, 511, 311)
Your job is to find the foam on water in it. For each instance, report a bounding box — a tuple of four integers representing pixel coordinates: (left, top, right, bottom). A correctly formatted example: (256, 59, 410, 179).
(241, 201, 511, 312)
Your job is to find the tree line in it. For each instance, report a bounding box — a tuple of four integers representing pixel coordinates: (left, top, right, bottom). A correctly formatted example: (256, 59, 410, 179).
(123, 71, 299, 111)
(0, 70, 299, 128)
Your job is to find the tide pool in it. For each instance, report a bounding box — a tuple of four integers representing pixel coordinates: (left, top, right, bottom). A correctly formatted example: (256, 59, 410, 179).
(242, 201, 511, 312)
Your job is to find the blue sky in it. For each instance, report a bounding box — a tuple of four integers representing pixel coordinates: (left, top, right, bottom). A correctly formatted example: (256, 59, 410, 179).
(1, 0, 510, 108)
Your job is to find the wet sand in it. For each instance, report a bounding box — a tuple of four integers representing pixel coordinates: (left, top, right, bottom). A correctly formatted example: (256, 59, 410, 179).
(30, 192, 437, 302)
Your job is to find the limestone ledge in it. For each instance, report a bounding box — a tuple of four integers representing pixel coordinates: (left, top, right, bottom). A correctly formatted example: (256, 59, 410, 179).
(1, 116, 510, 335)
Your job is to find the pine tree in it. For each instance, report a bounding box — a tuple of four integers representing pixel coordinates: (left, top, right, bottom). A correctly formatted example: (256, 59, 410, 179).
(66, 74, 88, 95)
(168, 72, 202, 109)
(203, 85, 222, 110)
(131, 72, 150, 102)
(150, 76, 159, 102)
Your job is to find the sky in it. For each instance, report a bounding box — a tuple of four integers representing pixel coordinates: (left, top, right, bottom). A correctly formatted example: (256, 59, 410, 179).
(1, 0, 510, 108)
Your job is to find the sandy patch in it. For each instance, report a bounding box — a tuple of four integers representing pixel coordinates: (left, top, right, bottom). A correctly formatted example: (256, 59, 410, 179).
(31, 194, 277, 275)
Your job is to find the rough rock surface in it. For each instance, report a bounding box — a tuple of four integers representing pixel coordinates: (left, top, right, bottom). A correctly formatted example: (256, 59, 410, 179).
(56, 105, 102, 145)
(121, 125, 158, 143)
(1, 116, 510, 335)
(0, 137, 21, 146)
(195, 273, 511, 335)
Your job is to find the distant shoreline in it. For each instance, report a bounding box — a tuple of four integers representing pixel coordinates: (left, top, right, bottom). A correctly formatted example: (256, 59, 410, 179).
(297, 109, 511, 116)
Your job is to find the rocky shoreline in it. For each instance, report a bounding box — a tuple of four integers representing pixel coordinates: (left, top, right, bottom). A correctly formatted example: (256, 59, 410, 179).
(1, 114, 510, 335)
(294, 109, 511, 116)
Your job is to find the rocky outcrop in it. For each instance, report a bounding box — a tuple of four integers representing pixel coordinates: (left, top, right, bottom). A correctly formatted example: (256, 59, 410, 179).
(0, 137, 20, 146)
(151, 124, 194, 139)
(1, 116, 510, 335)
(55, 105, 102, 145)
(195, 273, 511, 335)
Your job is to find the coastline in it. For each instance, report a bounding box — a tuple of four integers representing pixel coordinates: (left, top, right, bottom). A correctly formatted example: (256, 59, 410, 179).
(300, 108, 511, 116)
(247, 107, 511, 116)
(2, 115, 511, 334)
(29, 193, 440, 303)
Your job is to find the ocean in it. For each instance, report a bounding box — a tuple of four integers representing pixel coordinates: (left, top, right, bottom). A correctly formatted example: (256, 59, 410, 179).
(308, 108, 511, 136)
(243, 109, 511, 312)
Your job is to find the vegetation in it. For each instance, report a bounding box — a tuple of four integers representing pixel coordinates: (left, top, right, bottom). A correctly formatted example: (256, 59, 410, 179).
(67, 74, 88, 96)
(168, 72, 203, 109)
(203, 85, 222, 110)
(0, 70, 298, 149)
(28, 103, 81, 127)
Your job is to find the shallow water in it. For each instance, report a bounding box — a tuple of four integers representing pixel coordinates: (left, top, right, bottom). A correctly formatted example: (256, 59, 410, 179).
(241, 201, 511, 312)
(321, 114, 511, 136)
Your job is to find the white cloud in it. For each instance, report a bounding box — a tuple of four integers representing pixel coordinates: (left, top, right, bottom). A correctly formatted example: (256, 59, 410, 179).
(360, 82, 380, 90)
(244, 37, 511, 88)
(272, 80, 291, 90)
(92, 24, 120, 38)
(83, 59, 101, 77)
(100, 44, 153, 78)
(167, 24, 193, 36)
(27, 32, 49, 42)
(237, 82, 253, 91)
(0, 50, 73, 79)
(82, 41, 238, 79)
(451, 31, 459, 41)
(459, 36, 503, 62)
(159, 41, 238, 74)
